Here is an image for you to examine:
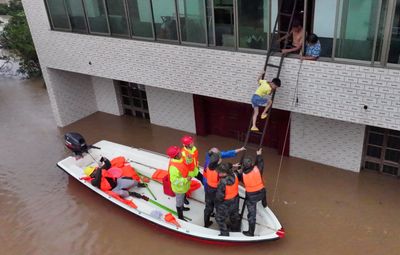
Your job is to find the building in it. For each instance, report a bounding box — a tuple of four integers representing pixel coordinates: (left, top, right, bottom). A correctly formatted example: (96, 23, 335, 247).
(22, 0, 400, 175)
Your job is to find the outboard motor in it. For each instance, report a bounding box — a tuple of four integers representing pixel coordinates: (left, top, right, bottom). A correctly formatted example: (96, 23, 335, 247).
(64, 132, 88, 156)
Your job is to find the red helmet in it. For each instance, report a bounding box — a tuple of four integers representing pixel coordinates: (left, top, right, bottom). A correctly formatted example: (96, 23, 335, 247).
(166, 146, 180, 158)
(181, 135, 194, 146)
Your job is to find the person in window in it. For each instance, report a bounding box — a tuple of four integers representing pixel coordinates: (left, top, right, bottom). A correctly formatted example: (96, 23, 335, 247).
(279, 19, 304, 55)
(301, 33, 321, 60)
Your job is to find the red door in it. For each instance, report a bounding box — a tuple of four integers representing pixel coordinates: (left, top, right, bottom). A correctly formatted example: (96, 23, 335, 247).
(193, 95, 290, 155)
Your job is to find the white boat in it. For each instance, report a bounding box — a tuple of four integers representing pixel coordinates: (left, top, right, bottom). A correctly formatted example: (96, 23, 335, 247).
(57, 140, 285, 243)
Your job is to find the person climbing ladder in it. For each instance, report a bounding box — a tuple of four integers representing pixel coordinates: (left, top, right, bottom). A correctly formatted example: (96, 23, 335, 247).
(250, 71, 281, 132)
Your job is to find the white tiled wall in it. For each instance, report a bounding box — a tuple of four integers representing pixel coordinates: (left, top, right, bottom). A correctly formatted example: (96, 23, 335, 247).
(146, 86, 196, 134)
(92, 77, 123, 116)
(290, 112, 366, 172)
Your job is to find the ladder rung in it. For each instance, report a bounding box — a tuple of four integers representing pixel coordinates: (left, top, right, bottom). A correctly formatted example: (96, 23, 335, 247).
(267, 63, 280, 68)
(249, 130, 263, 135)
(277, 30, 290, 34)
(279, 12, 292, 17)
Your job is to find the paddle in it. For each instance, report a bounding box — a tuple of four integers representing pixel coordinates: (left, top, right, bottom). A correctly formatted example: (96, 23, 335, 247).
(129, 191, 192, 221)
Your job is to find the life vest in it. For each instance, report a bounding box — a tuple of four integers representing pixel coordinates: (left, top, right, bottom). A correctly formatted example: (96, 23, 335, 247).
(181, 146, 198, 171)
(205, 167, 219, 188)
(243, 166, 264, 193)
(224, 175, 239, 200)
(168, 158, 189, 178)
(100, 169, 117, 191)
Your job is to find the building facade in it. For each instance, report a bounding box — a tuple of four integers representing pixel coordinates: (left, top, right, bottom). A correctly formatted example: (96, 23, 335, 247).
(22, 0, 400, 175)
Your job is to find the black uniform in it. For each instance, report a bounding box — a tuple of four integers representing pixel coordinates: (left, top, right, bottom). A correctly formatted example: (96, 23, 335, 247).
(203, 153, 220, 227)
(215, 173, 241, 236)
(238, 155, 267, 236)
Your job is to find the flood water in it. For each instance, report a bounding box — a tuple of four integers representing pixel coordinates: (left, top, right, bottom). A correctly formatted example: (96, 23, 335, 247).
(1, 77, 399, 255)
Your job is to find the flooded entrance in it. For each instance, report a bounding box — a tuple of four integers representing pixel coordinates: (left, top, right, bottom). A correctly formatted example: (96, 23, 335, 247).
(0, 77, 399, 254)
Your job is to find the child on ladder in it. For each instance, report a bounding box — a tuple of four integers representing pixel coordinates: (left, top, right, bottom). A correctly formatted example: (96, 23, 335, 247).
(250, 71, 281, 132)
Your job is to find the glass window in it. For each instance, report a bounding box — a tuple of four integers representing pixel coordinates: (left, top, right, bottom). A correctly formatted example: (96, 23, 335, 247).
(178, 0, 207, 44)
(64, 0, 87, 32)
(46, 0, 71, 30)
(238, 0, 268, 50)
(151, 0, 178, 40)
(335, 0, 383, 61)
(126, 0, 154, 38)
(83, 0, 109, 34)
(313, 0, 337, 57)
(206, 0, 215, 45)
(105, 0, 129, 36)
(214, 0, 234, 47)
(388, 0, 400, 64)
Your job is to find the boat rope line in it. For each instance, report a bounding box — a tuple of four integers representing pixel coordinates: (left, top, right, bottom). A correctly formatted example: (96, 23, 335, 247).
(271, 60, 303, 207)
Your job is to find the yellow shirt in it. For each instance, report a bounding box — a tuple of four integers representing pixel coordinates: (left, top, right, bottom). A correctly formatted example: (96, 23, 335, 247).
(255, 80, 272, 97)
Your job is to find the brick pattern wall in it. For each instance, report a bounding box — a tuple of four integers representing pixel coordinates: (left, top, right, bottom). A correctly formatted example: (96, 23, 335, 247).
(44, 68, 97, 126)
(92, 77, 123, 116)
(22, 1, 400, 132)
(146, 86, 196, 134)
(290, 112, 366, 172)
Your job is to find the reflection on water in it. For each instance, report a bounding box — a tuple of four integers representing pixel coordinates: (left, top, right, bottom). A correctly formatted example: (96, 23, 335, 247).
(0, 77, 400, 255)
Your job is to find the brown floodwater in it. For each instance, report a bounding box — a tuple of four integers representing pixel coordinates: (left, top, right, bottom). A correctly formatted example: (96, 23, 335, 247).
(1, 77, 399, 255)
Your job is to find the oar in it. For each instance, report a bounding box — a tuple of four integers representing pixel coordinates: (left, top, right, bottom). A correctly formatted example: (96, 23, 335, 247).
(129, 191, 192, 221)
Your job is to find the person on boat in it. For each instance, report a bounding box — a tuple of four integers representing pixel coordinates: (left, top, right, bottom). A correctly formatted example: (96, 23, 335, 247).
(215, 162, 241, 236)
(167, 145, 191, 220)
(181, 135, 203, 182)
(84, 157, 146, 198)
(237, 148, 267, 237)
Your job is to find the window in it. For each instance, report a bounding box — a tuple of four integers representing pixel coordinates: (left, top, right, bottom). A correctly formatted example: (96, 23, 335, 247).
(64, 0, 87, 32)
(237, 0, 268, 50)
(388, 0, 400, 64)
(151, 0, 178, 41)
(178, 0, 207, 44)
(126, 0, 154, 38)
(46, 0, 71, 30)
(335, 0, 386, 61)
(118, 81, 150, 120)
(313, 0, 337, 57)
(206, 0, 215, 45)
(105, 0, 129, 36)
(214, 0, 235, 47)
(362, 126, 400, 177)
(83, 0, 109, 34)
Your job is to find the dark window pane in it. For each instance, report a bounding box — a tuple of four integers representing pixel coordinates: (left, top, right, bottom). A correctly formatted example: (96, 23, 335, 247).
(145, 113, 150, 119)
(83, 0, 109, 34)
(121, 86, 129, 96)
(127, 0, 154, 38)
(389, 130, 400, 136)
(133, 99, 142, 107)
(384, 149, 400, 163)
(369, 126, 385, 133)
(364, 161, 380, 171)
(368, 133, 384, 146)
(124, 108, 133, 115)
(367, 146, 381, 158)
(382, 165, 398, 176)
(65, 0, 87, 32)
(132, 88, 140, 97)
(152, 0, 178, 40)
(178, 0, 206, 44)
(387, 136, 400, 149)
(140, 90, 147, 98)
(120, 81, 129, 86)
(237, 0, 268, 50)
(214, 0, 234, 47)
(143, 100, 148, 110)
(105, 0, 129, 36)
(135, 111, 144, 118)
(388, 0, 400, 64)
(335, 0, 383, 61)
(122, 96, 130, 105)
(46, 0, 71, 29)
(206, 0, 214, 45)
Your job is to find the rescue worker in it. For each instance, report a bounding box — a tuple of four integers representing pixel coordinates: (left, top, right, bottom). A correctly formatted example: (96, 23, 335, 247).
(181, 135, 203, 182)
(203, 153, 220, 227)
(237, 148, 267, 237)
(215, 162, 241, 236)
(203, 146, 245, 227)
(167, 145, 191, 220)
(85, 157, 146, 198)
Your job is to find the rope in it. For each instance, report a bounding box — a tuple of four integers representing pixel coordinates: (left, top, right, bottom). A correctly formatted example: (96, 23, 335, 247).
(271, 60, 303, 206)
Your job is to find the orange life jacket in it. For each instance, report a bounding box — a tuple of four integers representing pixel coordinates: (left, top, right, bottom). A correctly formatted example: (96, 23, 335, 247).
(205, 167, 219, 188)
(243, 166, 264, 193)
(121, 165, 141, 182)
(100, 169, 117, 191)
(181, 146, 198, 171)
(168, 158, 189, 178)
(224, 175, 239, 200)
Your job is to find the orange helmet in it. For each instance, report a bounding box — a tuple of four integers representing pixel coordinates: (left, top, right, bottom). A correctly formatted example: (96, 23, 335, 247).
(166, 146, 180, 158)
(181, 135, 194, 146)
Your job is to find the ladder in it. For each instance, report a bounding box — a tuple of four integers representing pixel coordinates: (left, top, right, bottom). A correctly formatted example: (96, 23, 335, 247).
(242, 0, 299, 150)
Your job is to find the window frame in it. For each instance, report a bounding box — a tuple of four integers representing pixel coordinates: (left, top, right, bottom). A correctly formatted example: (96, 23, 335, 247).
(82, 0, 112, 36)
(176, 0, 208, 46)
(150, 0, 180, 43)
(125, 0, 156, 41)
(64, 0, 89, 33)
(44, 0, 73, 32)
